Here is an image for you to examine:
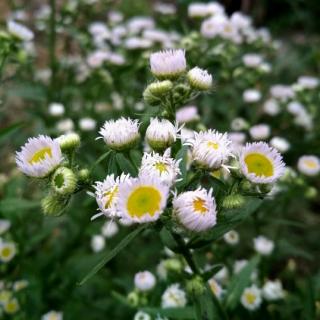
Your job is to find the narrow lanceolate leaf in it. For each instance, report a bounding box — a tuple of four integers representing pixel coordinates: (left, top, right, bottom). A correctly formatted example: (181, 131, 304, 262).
(175, 145, 188, 183)
(115, 153, 137, 176)
(89, 150, 111, 172)
(78, 225, 146, 286)
(0, 122, 23, 144)
(141, 307, 195, 319)
(225, 255, 260, 310)
(187, 197, 262, 249)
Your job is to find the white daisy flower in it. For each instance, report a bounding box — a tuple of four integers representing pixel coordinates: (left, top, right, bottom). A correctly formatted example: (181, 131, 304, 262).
(263, 99, 280, 116)
(134, 311, 151, 320)
(150, 49, 186, 79)
(139, 150, 181, 187)
(270, 85, 294, 102)
(7, 20, 34, 41)
(249, 124, 270, 140)
(297, 76, 319, 89)
(0, 220, 11, 235)
(242, 53, 263, 68)
(145, 118, 177, 151)
(270, 137, 290, 153)
(56, 119, 74, 133)
(231, 117, 248, 131)
(223, 230, 239, 245)
(208, 278, 223, 299)
(176, 105, 200, 124)
(41, 310, 63, 320)
(101, 220, 119, 238)
(243, 89, 261, 103)
(262, 279, 285, 301)
(253, 235, 274, 255)
(134, 271, 156, 292)
(93, 173, 131, 219)
(161, 284, 187, 308)
(231, 12, 252, 30)
(99, 117, 140, 151)
(91, 235, 105, 252)
(287, 101, 305, 115)
(187, 67, 212, 90)
(297, 155, 320, 176)
(117, 174, 169, 223)
(0, 242, 16, 262)
(79, 117, 96, 131)
(239, 142, 285, 184)
(188, 3, 211, 18)
(16, 135, 63, 178)
(4, 298, 19, 314)
(241, 285, 262, 311)
(173, 188, 217, 232)
(48, 102, 64, 116)
(187, 129, 233, 170)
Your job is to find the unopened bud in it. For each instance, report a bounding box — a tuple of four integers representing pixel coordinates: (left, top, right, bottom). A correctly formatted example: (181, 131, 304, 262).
(51, 167, 77, 195)
(222, 194, 245, 209)
(56, 133, 80, 151)
(186, 276, 205, 296)
(148, 80, 173, 96)
(41, 193, 68, 216)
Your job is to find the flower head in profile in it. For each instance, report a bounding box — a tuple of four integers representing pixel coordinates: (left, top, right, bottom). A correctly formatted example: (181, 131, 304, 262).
(239, 142, 285, 184)
(41, 310, 63, 320)
(93, 173, 131, 220)
(139, 150, 181, 187)
(117, 174, 169, 223)
(241, 285, 262, 311)
(134, 271, 156, 292)
(187, 67, 212, 90)
(161, 284, 187, 308)
(99, 117, 140, 151)
(187, 129, 233, 170)
(297, 155, 320, 176)
(173, 188, 217, 232)
(208, 278, 223, 299)
(16, 135, 63, 178)
(150, 49, 186, 79)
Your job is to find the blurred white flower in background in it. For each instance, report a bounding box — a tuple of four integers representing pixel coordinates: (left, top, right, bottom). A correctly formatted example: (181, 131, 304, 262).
(243, 89, 261, 103)
(161, 284, 187, 308)
(49, 103, 65, 117)
(241, 285, 262, 310)
(262, 279, 285, 301)
(134, 271, 156, 292)
(91, 235, 105, 252)
(254, 236, 274, 255)
(297, 155, 320, 176)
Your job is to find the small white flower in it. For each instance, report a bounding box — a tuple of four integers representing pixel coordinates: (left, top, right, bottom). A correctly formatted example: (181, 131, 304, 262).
(176, 105, 200, 124)
(79, 117, 96, 131)
(254, 235, 274, 255)
(4, 297, 19, 314)
(0, 220, 11, 235)
(187, 67, 212, 90)
(154, 3, 176, 15)
(7, 20, 34, 41)
(270, 85, 294, 102)
(150, 49, 186, 79)
(49, 102, 64, 116)
(56, 119, 74, 133)
(230, 12, 252, 30)
(287, 101, 305, 115)
(124, 37, 153, 50)
(173, 188, 217, 232)
(93, 173, 131, 219)
(208, 278, 223, 299)
(297, 155, 320, 176)
(134, 271, 156, 292)
(91, 235, 105, 252)
(262, 280, 285, 301)
(242, 53, 263, 68)
(200, 15, 227, 39)
(99, 117, 140, 151)
(139, 150, 181, 187)
(41, 310, 63, 320)
(214, 266, 229, 283)
(134, 311, 151, 320)
(249, 124, 270, 140)
(241, 285, 262, 311)
(16, 135, 63, 178)
(270, 137, 290, 153)
(13, 280, 28, 291)
(188, 3, 211, 18)
(233, 259, 248, 274)
(239, 142, 285, 184)
(228, 132, 246, 146)
(223, 230, 239, 245)
(145, 118, 177, 151)
(243, 89, 261, 103)
(297, 76, 319, 89)
(0, 242, 16, 262)
(127, 17, 155, 34)
(263, 99, 280, 116)
(187, 129, 233, 170)
(161, 284, 187, 308)
(231, 117, 248, 131)
(117, 174, 169, 223)
(101, 220, 119, 238)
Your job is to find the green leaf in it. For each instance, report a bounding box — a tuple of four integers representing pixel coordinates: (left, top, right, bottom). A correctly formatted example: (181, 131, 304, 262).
(0, 198, 40, 214)
(188, 197, 262, 249)
(111, 291, 133, 308)
(0, 122, 23, 144)
(107, 153, 118, 175)
(303, 278, 316, 320)
(78, 225, 146, 285)
(202, 264, 224, 281)
(141, 307, 195, 319)
(89, 150, 111, 172)
(225, 255, 260, 310)
(175, 145, 188, 187)
(159, 227, 181, 253)
(115, 153, 137, 176)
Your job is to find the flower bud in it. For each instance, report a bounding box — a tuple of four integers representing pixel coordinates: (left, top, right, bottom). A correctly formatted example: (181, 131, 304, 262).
(305, 187, 317, 199)
(186, 276, 205, 296)
(127, 291, 139, 307)
(56, 133, 80, 151)
(187, 67, 212, 90)
(51, 167, 77, 195)
(148, 80, 173, 96)
(143, 87, 160, 106)
(78, 168, 90, 183)
(41, 193, 67, 216)
(222, 194, 245, 209)
(163, 258, 183, 273)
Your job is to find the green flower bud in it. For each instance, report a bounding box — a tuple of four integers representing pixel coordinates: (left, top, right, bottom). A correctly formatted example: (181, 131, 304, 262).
(163, 258, 183, 273)
(305, 187, 317, 199)
(56, 133, 80, 151)
(222, 194, 245, 209)
(51, 167, 77, 195)
(148, 80, 173, 96)
(143, 87, 160, 106)
(41, 193, 68, 216)
(127, 291, 139, 307)
(186, 276, 205, 296)
(78, 168, 90, 183)
(258, 183, 273, 194)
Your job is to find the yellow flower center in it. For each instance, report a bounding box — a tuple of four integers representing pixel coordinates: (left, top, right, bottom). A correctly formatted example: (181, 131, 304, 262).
(1, 247, 12, 258)
(304, 160, 317, 169)
(209, 280, 219, 296)
(154, 162, 168, 174)
(193, 197, 207, 214)
(207, 141, 219, 150)
(103, 186, 118, 209)
(211, 169, 221, 178)
(244, 153, 274, 177)
(127, 186, 161, 218)
(29, 147, 52, 164)
(5, 299, 19, 314)
(244, 292, 257, 305)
